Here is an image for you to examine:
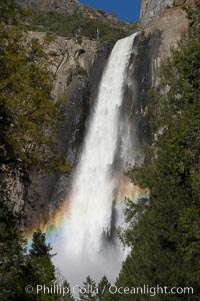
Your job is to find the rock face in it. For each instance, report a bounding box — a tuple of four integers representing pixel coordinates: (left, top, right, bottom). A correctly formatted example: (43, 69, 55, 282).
(140, 0, 174, 26)
(140, 0, 196, 26)
(174, 0, 186, 5)
(134, 2, 189, 145)
(23, 32, 113, 229)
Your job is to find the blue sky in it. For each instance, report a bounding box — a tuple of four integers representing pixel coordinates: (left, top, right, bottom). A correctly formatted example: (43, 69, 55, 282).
(79, 0, 142, 23)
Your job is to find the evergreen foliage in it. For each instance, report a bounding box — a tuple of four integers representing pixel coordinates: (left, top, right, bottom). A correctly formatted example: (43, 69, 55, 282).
(0, 0, 66, 178)
(97, 276, 110, 301)
(79, 276, 97, 301)
(26, 230, 57, 301)
(0, 194, 27, 301)
(61, 280, 75, 301)
(0, 193, 57, 300)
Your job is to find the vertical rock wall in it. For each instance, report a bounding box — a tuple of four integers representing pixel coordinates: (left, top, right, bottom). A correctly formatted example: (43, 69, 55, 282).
(23, 32, 113, 229)
(130, 1, 189, 146)
(140, 0, 174, 26)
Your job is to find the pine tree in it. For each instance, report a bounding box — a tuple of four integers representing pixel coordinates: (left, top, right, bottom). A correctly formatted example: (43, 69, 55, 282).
(79, 276, 97, 301)
(24, 230, 57, 301)
(28, 230, 56, 284)
(97, 276, 110, 301)
(0, 192, 33, 301)
(61, 280, 75, 301)
(0, 194, 58, 301)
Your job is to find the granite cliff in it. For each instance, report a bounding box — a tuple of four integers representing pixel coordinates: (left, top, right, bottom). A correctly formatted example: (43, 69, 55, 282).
(22, 33, 113, 228)
(140, 0, 196, 26)
(131, 0, 194, 146)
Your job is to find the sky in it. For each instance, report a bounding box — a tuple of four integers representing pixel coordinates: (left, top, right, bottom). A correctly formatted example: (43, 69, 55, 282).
(79, 0, 142, 23)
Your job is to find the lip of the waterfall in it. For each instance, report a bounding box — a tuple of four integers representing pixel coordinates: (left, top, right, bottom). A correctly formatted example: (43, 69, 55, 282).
(131, 31, 141, 45)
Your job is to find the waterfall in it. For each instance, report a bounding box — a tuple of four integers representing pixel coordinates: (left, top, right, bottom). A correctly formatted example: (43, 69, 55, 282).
(53, 33, 139, 287)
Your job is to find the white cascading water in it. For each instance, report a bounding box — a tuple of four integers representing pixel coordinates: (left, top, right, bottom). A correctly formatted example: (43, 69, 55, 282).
(53, 33, 139, 287)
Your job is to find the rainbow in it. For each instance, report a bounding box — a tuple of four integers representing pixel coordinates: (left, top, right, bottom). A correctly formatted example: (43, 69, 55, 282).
(25, 177, 149, 244)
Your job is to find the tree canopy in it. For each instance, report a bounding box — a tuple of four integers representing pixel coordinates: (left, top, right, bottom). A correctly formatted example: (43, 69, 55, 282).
(0, 0, 65, 180)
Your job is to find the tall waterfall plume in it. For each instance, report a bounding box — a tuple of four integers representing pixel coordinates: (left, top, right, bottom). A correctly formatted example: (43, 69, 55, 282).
(53, 32, 139, 287)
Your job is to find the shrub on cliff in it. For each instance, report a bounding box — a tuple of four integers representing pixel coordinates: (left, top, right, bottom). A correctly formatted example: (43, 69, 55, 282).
(32, 11, 133, 42)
